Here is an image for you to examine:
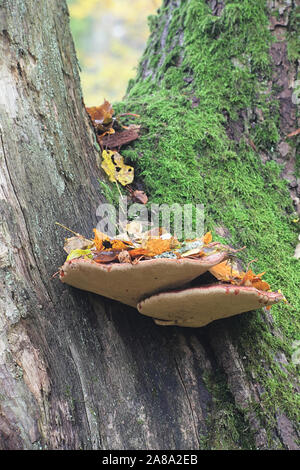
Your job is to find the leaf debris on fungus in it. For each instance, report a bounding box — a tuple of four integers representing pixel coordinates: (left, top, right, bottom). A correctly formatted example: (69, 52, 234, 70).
(58, 226, 286, 325)
(118, 250, 132, 263)
(66, 248, 93, 261)
(93, 251, 120, 263)
(63, 236, 93, 254)
(209, 260, 270, 291)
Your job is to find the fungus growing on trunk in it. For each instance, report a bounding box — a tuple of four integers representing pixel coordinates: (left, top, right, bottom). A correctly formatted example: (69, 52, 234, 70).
(58, 229, 286, 327)
(137, 284, 284, 328)
(59, 252, 228, 308)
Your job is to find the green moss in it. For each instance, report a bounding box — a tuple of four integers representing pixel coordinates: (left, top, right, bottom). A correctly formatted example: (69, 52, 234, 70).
(287, 6, 300, 62)
(200, 369, 256, 450)
(98, 179, 122, 207)
(112, 0, 299, 445)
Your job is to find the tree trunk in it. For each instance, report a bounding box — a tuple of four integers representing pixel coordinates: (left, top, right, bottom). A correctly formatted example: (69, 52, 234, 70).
(0, 0, 299, 450)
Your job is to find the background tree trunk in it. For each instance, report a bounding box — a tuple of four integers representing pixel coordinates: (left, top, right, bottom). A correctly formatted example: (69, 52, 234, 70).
(0, 0, 299, 450)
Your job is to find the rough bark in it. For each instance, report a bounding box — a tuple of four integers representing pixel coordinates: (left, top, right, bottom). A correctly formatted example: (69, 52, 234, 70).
(0, 0, 299, 450)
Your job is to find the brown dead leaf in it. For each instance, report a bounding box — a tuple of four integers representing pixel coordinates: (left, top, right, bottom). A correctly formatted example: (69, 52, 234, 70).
(131, 190, 148, 205)
(100, 126, 140, 148)
(128, 238, 175, 259)
(63, 236, 93, 254)
(209, 260, 242, 282)
(86, 99, 114, 126)
(111, 239, 132, 251)
(145, 238, 176, 256)
(93, 251, 119, 263)
(248, 139, 257, 152)
(210, 262, 271, 292)
(239, 270, 270, 291)
(286, 128, 300, 139)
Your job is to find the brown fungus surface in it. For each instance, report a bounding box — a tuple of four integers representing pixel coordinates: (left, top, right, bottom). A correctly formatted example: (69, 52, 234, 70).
(59, 251, 228, 308)
(137, 284, 284, 328)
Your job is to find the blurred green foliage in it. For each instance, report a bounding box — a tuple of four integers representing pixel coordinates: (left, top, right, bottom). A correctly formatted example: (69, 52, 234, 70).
(67, 0, 161, 105)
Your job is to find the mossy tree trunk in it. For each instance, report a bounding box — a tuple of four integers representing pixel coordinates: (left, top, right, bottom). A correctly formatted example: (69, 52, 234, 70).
(0, 0, 299, 450)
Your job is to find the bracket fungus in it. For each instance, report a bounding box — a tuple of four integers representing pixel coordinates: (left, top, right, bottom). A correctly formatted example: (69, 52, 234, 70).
(59, 252, 228, 308)
(58, 228, 285, 327)
(137, 284, 284, 328)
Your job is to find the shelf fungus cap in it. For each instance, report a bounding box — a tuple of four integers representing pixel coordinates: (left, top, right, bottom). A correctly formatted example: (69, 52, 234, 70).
(137, 284, 284, 327)
(59, 251, 228, 308)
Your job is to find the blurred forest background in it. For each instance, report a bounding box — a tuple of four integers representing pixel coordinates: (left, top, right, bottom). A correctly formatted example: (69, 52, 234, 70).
(67, 0, 161, 106)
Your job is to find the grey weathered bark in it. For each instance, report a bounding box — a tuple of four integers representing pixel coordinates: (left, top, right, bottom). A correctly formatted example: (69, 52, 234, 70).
(0, 0, 299, 450)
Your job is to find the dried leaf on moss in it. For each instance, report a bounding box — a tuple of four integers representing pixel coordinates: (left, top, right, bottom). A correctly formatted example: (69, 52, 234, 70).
(86, 99, 114, 126)
(101, 150, 134, 186)
(101, 126, 140, 148)
(286, 128, 300, 139)
(130, 189, 148, 205)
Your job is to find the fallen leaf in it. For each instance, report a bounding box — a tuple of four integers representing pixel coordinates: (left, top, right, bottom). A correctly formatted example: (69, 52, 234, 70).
(178, 240, 203, 255)
(145, 238, 177, 256)
(286, 128, 300, 139)
(126, 221, 143, 237)
(131, 190, 148, 204)
(209, 260, 242, 282)
(97, 128, 115, 143)
(93, 229, 111, 251)
(248, 139, 257, 151)
(93, 251, 119, 263)
(93, 229, 132, 252)
(203, 232, 212, 244)
(101, 150, 134, 186)
(128, 237, 177, 258)
(128, 247, 149, 258)
(211, 263, 271, 291)
(118, 250, 132, 263)
(100, 126, 140, 148)
(66, 248, 93, 261)
(111, 239, 132, 251)
(143, 227, 167, 238)
(240, 270, 270, 291)
(181, 248, 205, 258)
(86, 99, 114, 127)
(64, 236, 93, 254)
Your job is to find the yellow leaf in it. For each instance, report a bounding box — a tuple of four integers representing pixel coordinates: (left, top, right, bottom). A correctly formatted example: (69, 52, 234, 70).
(93, 229, 110, 251)
(101, 150, 134, 186)
(66, 248, 93, 261)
